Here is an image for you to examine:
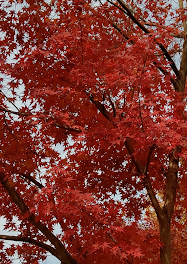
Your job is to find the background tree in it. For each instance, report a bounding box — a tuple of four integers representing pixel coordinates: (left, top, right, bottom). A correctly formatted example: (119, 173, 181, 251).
(0, 0, 187, 263)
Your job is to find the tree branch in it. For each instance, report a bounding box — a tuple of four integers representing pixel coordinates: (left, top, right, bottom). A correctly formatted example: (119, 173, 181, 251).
(0, 107, 29, 116)
(0, 172, 78, 264)
(106, 0, 181, 90)
(114, 0, 180, 78)
(174, 37, 187, 92)
(111, 19, 170, 78)
(87, 93, 112, 121)
(112, 20, 130, 41)
(106, 92, 116, 117)
(116, 0, 149, 33)
(124, 139, 164, 220)
(145, 144, 156, 174)
(21, 173, 44, 189)
(0, 90, 20, 111)
(52, 122, 82, 132)
(0, 234, 59, 259)
(0, 107, 82, 132)
(124, 139, 142, 174)
(143, 174, 165, 221)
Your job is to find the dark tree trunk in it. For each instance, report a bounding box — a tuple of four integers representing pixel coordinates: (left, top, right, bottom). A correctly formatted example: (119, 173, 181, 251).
(159, 217, 171, 264)
(158, 153, 178, 264)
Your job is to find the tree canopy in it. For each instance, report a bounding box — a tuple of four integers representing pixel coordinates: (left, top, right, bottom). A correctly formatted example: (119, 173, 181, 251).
(0, 0, 187, 263)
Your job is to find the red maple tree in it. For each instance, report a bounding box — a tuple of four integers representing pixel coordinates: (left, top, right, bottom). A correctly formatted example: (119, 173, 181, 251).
(0, 0, 187, 263)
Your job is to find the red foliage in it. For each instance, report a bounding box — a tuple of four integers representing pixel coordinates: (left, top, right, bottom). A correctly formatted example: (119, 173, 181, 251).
(0, 0, 187, 263)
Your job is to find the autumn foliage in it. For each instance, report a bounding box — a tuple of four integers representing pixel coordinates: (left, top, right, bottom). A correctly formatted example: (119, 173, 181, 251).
(0, 0, 187, 263)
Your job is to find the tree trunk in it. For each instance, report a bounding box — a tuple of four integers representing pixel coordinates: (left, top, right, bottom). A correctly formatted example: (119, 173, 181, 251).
(158, 152, 178, 264)
(159, 217, 171, 264)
